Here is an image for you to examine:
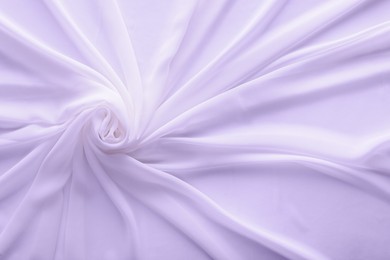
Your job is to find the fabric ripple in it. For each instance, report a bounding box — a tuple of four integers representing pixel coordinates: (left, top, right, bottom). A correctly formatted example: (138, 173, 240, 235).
(0, 0, 390, 259)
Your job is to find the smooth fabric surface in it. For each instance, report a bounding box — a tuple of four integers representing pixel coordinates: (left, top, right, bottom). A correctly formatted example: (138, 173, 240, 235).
(0, 0, 390, 259)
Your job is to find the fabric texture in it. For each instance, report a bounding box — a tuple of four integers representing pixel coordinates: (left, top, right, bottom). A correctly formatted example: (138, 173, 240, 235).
(0, 0, 390, 259)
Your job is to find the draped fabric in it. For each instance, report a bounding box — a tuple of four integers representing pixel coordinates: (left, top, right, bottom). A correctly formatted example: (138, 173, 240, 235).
(0, 0, 390, 259)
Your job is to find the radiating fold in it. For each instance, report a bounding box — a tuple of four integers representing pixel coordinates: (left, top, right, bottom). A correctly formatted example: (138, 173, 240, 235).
(0, 0, 390, 259)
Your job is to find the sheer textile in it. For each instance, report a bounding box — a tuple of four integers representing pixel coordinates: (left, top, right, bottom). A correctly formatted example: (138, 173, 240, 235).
(0, 1, 390, 259)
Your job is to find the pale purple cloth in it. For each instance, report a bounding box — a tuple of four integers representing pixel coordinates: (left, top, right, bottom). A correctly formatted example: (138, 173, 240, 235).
(0, 0, 390, 259)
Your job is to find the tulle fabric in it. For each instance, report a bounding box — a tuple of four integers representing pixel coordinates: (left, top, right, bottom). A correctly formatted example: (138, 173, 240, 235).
(0, 0, 390, 259)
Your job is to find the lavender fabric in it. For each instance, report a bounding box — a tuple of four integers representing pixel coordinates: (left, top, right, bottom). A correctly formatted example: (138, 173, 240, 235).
(1, 0, 390, 259)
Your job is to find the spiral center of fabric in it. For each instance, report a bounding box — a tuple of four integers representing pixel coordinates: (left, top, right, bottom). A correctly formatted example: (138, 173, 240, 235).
(98, 109, 125, 144)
